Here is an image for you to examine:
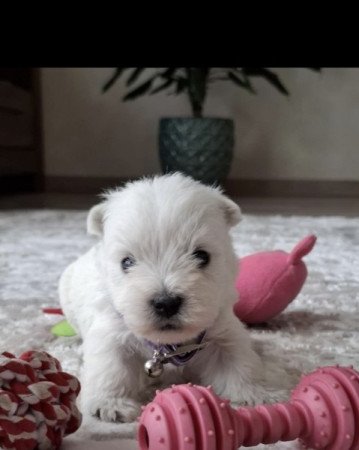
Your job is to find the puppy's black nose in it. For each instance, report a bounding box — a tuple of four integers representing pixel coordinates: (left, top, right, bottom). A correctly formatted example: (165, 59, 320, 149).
(151, 294, 183, 318)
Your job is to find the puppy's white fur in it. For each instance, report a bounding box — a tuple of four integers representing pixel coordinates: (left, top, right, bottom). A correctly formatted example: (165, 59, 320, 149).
(59, 173, 289, 423)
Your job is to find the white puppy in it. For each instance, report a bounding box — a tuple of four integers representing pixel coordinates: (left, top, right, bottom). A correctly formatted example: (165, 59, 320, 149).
(59, 173, 288, 423)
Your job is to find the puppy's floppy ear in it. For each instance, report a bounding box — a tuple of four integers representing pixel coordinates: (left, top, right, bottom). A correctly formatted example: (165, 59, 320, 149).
(87, 203, 106, 236)
(219, 196, 242, 227)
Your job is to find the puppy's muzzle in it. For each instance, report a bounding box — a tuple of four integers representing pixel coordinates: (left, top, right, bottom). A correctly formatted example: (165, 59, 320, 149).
(150, 293, 183, 318)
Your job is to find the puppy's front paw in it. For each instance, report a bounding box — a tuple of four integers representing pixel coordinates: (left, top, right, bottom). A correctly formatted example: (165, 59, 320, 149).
(85, 395, 141, 423)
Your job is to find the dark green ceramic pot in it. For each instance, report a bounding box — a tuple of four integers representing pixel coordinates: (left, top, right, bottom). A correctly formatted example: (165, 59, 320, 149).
(159, 117, 234, 185)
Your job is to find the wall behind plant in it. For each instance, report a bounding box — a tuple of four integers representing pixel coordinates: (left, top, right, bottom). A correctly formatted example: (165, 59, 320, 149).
(41, 68, 359, 181)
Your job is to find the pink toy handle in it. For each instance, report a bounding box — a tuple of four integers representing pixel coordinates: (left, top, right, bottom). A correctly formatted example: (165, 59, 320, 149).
(138, 364, 359, 450)
(288, 234, 317, 265)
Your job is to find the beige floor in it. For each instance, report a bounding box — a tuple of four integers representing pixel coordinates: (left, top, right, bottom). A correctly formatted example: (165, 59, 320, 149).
(62, 438, 137, 450)
(2, 192, 359, 450)
(1, 193, 359, 216)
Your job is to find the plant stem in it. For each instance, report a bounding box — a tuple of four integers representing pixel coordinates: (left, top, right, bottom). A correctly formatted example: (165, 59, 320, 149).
(186, 68, 209, 118)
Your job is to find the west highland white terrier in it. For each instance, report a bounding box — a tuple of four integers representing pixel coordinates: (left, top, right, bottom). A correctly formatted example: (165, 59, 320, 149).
(59, 173, 289, 423)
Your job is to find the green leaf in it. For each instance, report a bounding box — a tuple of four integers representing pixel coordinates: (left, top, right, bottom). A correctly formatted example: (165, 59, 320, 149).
(244, 68, 289, 96)
(160, 68, 178, 80)
(227, 71, 256, 93)
(102, 68, 126, 92)
(175, 77, 188, 94)
(150, 78, 174, 94)
(126, 68, 146, 86)
(123, 79, 154, 100)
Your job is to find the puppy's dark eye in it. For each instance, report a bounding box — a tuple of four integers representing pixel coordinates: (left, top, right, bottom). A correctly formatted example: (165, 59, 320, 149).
(121, 256, 135, 272)
(192, 249, 210, 268)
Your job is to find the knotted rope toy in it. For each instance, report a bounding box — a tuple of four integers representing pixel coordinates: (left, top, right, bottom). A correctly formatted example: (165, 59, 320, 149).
(138, 364, 359, 450)
(0, 350, 82, 450)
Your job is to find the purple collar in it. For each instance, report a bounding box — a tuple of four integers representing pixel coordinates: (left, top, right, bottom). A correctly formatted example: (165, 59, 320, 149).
(145, 331, 206, 366)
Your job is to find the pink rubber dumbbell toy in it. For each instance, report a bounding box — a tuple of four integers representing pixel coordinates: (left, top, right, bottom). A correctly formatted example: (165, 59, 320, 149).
(138, 365, 359, 450)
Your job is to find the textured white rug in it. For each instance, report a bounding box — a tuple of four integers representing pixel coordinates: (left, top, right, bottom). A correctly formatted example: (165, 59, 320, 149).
(1, 210, 359, 450)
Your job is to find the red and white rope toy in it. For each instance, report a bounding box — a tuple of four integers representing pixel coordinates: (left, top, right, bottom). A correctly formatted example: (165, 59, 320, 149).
(0, 350, 82, 449)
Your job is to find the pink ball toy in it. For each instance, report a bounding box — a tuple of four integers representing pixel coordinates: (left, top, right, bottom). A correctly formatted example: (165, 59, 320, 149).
(138, 365, 359, 450)
(234, 234, 317, 324)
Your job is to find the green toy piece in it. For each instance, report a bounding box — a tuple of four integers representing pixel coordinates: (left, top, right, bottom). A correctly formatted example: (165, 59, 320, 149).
(51, 319, 77, 337)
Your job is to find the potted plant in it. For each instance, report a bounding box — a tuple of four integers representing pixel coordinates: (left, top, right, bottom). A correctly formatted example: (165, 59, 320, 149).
(103, 68, 320, 185)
